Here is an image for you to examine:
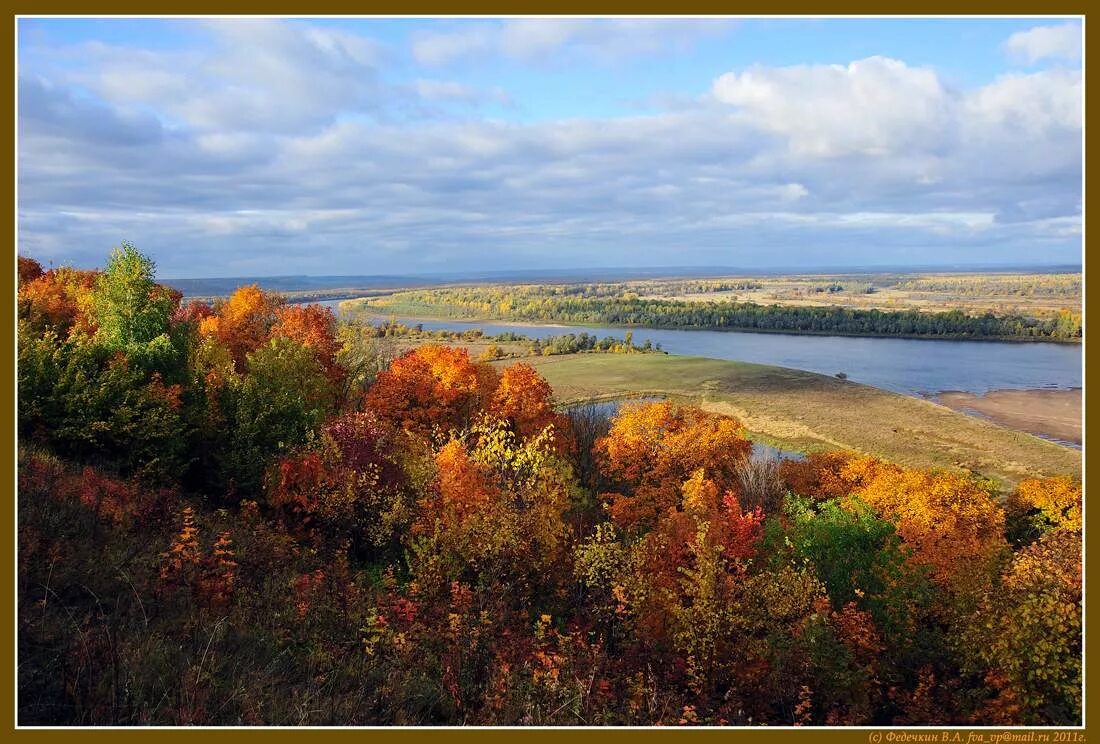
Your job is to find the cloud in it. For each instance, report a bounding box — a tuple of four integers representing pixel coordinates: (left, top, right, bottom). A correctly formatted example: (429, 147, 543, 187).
(16, 27, 1083, 276)
(778, 183, 809, 202)
(75, 19, 389, 134)
(413, 18, 730, 66)
(413, 79, 512, 107)
(965, 69, 1082, 135)
(1005, 23, 1082, 64)
(412, 25, 494, 66)
(712, 56, 950, 157)
(68, 20, 517, 134)
(18, 75, 164, 147)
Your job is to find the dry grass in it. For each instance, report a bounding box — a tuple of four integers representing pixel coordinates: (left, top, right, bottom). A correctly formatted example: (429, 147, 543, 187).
(645, 272, 1081, 316)
(510, 353, 1080, 490)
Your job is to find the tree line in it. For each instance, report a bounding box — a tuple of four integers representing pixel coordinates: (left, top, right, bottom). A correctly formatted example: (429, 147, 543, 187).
(362, 318, 661, 355)
(366, 286, 1082, 341)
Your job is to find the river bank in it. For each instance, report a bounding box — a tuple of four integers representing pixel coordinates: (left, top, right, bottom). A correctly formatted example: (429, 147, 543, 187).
(341, 299, 1081, 345)
(935, 388, 1082, 447)
(510, 353, 1079, 490)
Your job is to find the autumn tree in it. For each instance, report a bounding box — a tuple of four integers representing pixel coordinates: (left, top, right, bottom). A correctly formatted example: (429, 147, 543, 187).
(574, 469, 765, 711)
(159, 505, 201, 594)
(779, 451, 864, 501)
(1004, 476, 1081, 544)
(410, 420, 574, 596)
(202, 284, 286, 368)
(270, 304, 345, 387)
(18, 256, 43, 287)
(265, 411, 410, 553)
(365, 345, 498, 440)
(595, 401, 752, 532)
(851, 462, 1007, 597)
(174, 299, 216, 328)
(18, 267, 99, 338)
(488, 362, 571, 450)
(960, 529, 1081, 725)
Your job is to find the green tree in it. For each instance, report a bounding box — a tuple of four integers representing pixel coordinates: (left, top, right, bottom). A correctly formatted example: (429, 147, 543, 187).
(91, 242, 179, 371)
(769, 495, 936, 662)
(218, 337, 337, 497)
(18, 325, 187, 481)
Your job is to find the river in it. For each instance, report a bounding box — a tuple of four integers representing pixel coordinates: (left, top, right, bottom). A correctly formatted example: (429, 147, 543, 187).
(315, 300, 1081, 399)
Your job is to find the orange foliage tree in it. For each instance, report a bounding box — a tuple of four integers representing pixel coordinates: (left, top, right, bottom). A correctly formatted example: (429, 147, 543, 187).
(18, 267, 99, 338)
(1005, 476, 1081, 542)
(365, 345, 498, 439)
(574, 468, 767, 706)
(842, 459, 1007, 595)
(780, 452, 1007, 596)
(412, 420, 574, 587)
(961, 529, 1081, 724)
(159, 505, 201, 593)
(595, 401, 752, 532)
(489, 362, 571, 450)
(201, 284, 286, 367)
(270, 304, 345, 387)
(779, 451, 864, 501)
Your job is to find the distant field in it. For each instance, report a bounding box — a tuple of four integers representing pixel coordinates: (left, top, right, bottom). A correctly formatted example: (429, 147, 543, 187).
(503, 353, 1080, 490)
(643, 272, 1081, 316)
(351, 271, 1081, 318)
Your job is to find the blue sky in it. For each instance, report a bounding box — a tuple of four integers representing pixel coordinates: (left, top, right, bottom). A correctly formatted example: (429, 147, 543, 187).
(17, 17, 1083, 278)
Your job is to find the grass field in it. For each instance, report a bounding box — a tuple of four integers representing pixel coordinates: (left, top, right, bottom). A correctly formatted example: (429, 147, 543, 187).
(502, 353, 1080, 489)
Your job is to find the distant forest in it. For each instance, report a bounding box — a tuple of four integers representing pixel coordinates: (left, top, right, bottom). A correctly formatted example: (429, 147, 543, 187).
(365, 286, 1083, 341)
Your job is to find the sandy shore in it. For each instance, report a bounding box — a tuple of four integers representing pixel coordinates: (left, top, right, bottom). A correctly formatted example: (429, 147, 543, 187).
(935, 388, 1082, 446)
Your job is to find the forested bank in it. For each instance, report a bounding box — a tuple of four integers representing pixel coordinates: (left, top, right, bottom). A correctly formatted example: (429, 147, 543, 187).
(360, 286, 1082, 341)
(357, 318, 662, 357)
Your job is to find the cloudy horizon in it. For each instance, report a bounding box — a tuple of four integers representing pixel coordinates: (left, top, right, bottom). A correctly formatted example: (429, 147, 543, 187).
(17, 17, 1083, 279)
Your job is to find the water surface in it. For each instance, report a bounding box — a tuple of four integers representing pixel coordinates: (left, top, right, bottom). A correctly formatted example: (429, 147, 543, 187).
(317, 300, 1082, 398)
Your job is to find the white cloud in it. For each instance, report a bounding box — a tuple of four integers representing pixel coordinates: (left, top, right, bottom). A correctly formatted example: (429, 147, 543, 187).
(779, 183, 809, 202)
(964, 69, 1082, 135)
(17, 32, 1083, 275)
(713, 56, 949, 157)
(78, 19, 388, 134)
(711, 55, 1082, 182)
(1005, 23, 1082, 64)
(413, 79, 512, 108)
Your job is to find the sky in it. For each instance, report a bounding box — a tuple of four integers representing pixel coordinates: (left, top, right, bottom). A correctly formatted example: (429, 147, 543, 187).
(16, 16, 1084, 279)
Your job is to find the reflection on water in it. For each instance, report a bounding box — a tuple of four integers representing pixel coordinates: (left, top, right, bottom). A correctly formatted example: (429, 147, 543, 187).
(749, 441, 806, 462)
(317, 300, 1082, 399)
